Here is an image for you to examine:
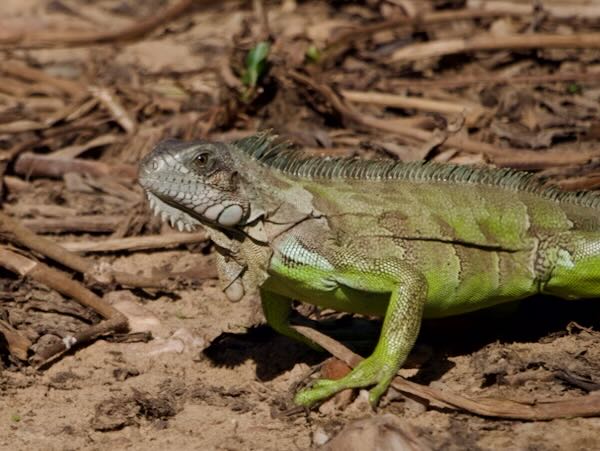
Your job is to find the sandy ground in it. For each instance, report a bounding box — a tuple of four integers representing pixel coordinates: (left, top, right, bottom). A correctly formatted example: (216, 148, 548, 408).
(2, 252, 600, 450)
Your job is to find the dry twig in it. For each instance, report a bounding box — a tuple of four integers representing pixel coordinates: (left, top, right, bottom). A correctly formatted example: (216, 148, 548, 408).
(0, 0, 196, 49)
(0, 60, 85, 97)
(291, 325, 600, 420)
(468, 0, 600, 19)
(61, 231, 208, 253)
(0, 212, 165, 289)
(390, 33, 600, 63)
(0, 247, 128, 365)
(89, 87, 137, 135)
(388, 71, 600, 89)
(21, 216, 125, 234)
(341, 90, 487, 125)
(288, 70, 591, 166)
(325, 8, 528, 55)
(0, 319, 32, 361)
(14, 152, 137, 180)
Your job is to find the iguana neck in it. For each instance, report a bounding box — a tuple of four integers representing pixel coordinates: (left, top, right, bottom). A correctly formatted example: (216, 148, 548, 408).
(229, 148, 318, 234)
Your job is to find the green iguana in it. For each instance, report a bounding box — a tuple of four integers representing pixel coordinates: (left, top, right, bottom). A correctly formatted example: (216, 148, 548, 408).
(138, 132, 600, 407)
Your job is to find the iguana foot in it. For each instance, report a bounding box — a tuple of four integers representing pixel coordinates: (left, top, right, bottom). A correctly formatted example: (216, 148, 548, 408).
(294, 354, 397, 407)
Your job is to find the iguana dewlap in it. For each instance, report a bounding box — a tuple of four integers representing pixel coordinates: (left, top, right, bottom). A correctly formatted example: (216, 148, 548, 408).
(138, 132, 600, 407)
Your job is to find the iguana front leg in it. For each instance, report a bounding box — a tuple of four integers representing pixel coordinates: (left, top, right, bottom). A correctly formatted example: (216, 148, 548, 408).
(292, 260, 427, 407)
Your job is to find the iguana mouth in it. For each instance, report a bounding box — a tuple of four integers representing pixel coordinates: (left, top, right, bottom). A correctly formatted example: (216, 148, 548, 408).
(145, 191, 201, 232)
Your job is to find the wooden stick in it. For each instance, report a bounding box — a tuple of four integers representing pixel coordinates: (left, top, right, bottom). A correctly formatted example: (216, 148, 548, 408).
(289, 71, 519, 159)
(0, 247, 129, 365)
(0, 60, 85, 98)
(0, 212, 166, 289)
(89, 87, 137, 135)
(0, 248, 120, 319)
(390, 33, 600, 63)
(0, 0, 196, 49)
(0, 212, 97, 277)
(341, 89, 486, 124)
(291, 325, 600, 420)
(325, 8, 528, 54)
(50, 133, 122, 159)
(289, 71, 600, 167)
(388, 72, 600, 89)
(14, 152, 137, 180)
(0, 319, 32, 361)
(468, 0, 600, 19)
(61, 231, 207, 253)
(32, 316, 127, 366)
(21, 216, 125, 234)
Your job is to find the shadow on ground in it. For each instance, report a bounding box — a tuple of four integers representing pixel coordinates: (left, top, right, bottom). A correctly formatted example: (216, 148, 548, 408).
(204, 296, 600, 383)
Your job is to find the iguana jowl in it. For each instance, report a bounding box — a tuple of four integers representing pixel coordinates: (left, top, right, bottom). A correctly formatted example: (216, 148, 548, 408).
(138, 132, 600, 407)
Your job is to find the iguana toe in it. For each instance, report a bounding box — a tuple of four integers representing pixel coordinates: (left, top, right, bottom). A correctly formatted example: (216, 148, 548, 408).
(293, 355, 398, 407)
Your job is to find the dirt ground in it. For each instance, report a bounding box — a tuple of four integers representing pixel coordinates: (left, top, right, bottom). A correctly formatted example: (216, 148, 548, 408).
(1, 1, 600, 450)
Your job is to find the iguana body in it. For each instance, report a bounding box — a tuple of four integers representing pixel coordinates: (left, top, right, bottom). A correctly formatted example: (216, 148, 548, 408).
(138, 133, 600, 407)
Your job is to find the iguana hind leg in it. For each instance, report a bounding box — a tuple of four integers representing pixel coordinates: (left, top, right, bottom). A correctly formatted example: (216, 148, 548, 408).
(294, 261, 427, 407)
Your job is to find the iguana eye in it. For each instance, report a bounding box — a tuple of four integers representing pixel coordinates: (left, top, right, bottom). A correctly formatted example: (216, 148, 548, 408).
(196, 153, 209, 165)
(194, 152, 214, 171)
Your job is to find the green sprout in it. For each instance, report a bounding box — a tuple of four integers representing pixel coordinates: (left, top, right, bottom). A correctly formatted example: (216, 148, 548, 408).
(567, 83, 582, 95)
(305, 44, 321, 64)
(241, 41, 270, 101)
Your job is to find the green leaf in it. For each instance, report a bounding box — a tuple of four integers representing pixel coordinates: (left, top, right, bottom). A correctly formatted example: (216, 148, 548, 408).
(567, 83, 582, 95)
(242, 41, 271, 88)
(305, 45, 321, 63)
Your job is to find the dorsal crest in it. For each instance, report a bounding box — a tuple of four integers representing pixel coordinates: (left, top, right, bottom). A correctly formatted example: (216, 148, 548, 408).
(232, 132, 600, 209)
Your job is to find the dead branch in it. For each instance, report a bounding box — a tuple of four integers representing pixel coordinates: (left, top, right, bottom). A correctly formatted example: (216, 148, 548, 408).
(0, 0, 196, 49)
(253, 0, 271, 41)
(388, 72, 600, 89)
(0, 247, 128, 364)
(288, 70, 592, 164)
(0, 120, 48, 134)
(0, 211, 99, 277)
(390, 33, 600, 63)
(0, 319, 32, 361)
(325, 8, 529, 55)
(89, 87, 137, 135)
(0, 60, 86, 98)
(0, 247, 120, 319)
(14, 152, 137, 180)
(21, 216, 125, 234)
(33, 315, 128, 366)
(291, 325, 600, 420)
(341, 90, 487, 125)
(555, 174, 600, 191)
(50, 134, 122, 159)
(468, 0, 600, 19)
(0, 212, 166, 289)
(61, 231, 208, 253)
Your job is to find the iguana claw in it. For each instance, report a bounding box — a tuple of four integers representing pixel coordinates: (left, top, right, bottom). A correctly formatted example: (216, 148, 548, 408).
(293, 354, 397, 407)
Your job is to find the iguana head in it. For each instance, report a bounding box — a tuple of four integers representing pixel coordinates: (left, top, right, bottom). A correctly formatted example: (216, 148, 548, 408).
(138, 139, 250, 232)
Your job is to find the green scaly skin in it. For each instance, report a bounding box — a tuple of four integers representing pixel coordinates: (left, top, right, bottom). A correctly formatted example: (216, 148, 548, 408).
(138, 133, 600, 408)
